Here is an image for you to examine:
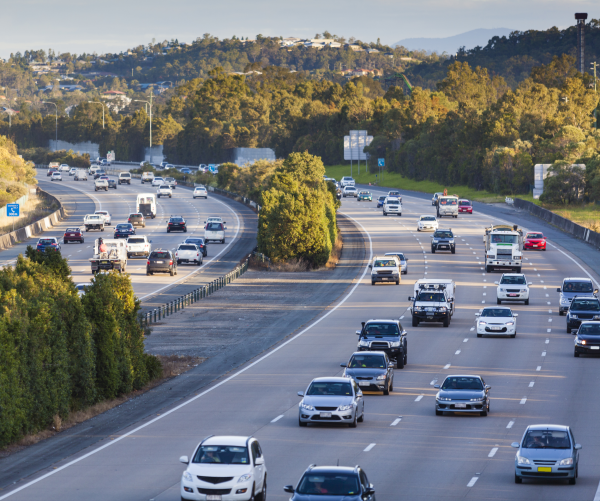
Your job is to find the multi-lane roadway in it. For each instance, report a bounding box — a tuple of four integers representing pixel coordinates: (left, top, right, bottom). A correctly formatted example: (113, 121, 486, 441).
(2, 181, 600, 501)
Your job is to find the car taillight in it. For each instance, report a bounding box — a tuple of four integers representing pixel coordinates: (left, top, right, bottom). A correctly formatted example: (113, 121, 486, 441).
(147, 260, 150, 265)
(169, 260, 173, 265)
(197, 253, 199, 256)
(128, 218, 131, 222)
(168, 222, 172, 225)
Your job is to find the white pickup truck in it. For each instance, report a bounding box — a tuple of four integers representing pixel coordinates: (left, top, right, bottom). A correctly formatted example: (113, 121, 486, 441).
(84, 214, 105, 232)
(89, 238, 127, 274)
(175, 243, 203, 265)
(126, 236, 152, 258)
(95, 178, 109, 191)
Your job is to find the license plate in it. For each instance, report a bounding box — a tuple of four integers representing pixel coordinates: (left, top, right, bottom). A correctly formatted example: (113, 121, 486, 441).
(359, 381, 371, 386)
(207, 496, 222, 501)
(100, 260, 110, 264)
(440, 246, 448, 249)
(591, 346, 599, 350)
(156, 261, 163, 263)
(509, 294, 518, 297)
(381, 278, 389, 281)
(533, 245, 538, 247)
(320, 412, 332, 418)
(537, 467, 552, 472)
(455, 403, 467, 408)
(490, 326, 502, 331)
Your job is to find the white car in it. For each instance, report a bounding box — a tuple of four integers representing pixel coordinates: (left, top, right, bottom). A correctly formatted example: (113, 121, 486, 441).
(342, 186, 358, 197)
(74, 169, 88, 181)
(175, 243, 203, 265)
(95, 210, 112, 225)
(51, 171, 62, 181)
(193, 186, 208, 199)
(199, 164, 209, 173)
(340, 176, 355, 187)
(205, 220, 226, 243)
(180, 435, 267, 501)
(475, 306, 518, 338)
(59, 164, 70, 172)
(496, 273, 531, 304)
(126, 235, 152, 258)
(157, 185, 173, 198)
(383, 197, 402, 216)
(68, 167, 77, 176)
(205, 216, 224, 226)
(75, 283, 90, 297)
(417, 215, 438, 231)
(151, 176, 165, 187)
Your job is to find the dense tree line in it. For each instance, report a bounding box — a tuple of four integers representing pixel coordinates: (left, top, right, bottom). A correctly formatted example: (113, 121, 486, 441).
(0, 249, 161, 447)
(0, 135, 37, 206)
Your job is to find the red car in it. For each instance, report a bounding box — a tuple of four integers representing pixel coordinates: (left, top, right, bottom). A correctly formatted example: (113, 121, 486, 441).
(523, 232, 547, 251)
(63, 227, 84, 244)
(458, 199, 473, 213)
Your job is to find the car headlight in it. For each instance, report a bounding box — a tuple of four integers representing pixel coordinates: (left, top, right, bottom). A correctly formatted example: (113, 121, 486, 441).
(499, 288, 506, 292)
(577, 338, 587, 345)
(449, 239, 454, 243)
(389, 340, 401, 347)
(183, 471, 193, 482)
(238, 473, 253, 483)
(517, 455, 530, 465)
(470, 397, 485, 402)
(300, 402, 315, 411)
(506, 321, 515, 326)
(558, 457, 573, 466)
(376, 375, 387, 380)
(414, 306, 422, 311)
(433, 239, 439, 243)
(438, 307, 447, 312)
(359, 339, 369, 347)
(594, 315, 600, 320)
(338, 404, 353, 411)
(437, 396, 451, 401)
(478, 321, 487, 326)
(569, 314, 576, 319)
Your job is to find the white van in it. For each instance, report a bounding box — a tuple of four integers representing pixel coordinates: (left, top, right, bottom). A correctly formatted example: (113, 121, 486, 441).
(74, 169, 88, 181)
(89, 165, 101, 176)
(204, 221, 226, 244)
(136, 193, 157, 219)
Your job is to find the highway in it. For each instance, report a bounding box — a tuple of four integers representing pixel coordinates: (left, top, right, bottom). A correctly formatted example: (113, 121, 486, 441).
(2, 186, 600, 501)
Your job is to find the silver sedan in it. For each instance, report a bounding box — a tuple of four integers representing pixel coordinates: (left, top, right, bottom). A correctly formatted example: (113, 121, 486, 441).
(434, 375, 491, 416)
(298, 377, 364, 427)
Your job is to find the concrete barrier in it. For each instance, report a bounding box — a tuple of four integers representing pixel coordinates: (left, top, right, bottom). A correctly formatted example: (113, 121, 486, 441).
(514, 198, 600, 250)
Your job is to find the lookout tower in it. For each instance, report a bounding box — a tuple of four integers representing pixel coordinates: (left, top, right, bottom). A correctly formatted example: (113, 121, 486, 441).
(576, 13, 588, 73)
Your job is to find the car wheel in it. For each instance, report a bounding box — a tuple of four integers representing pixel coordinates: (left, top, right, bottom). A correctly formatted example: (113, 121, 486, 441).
(412, 317, 419, 327)
(574, 349, 580, 357)
(257, 477, 267, 501)
(516, 267, 521, 273)
(383, 212, 387, 216)
(567, 325, 572, 334)
(397, 354, 404, 369)
(299, 418, 307, 427)
(443, 317, 449, 327)
(249, 483, 256, 501)
(480, 408, 488, 417)
(559, 310, 564, 316)
(569, 476, 576, 485)
(349, 412, 357, 428)
(431, 248, 435, 254)
(451, 248, 455, 254)
(170, 269, 174, 276)
(371, 281, 375, 285)
(497, 299, 501, 305)
(525, 298, 529, 305)
(477, 333, 482, 338)
(417, 228, 421, 232)
(396, 280, 399, 285)
(435, 409, 443, 416)
(510, 333, 516, 338)
(383, 382, 390, 396)
(515, 474, 522, 484)
(486, 265, 492, 273)
(167, 229, 170, 233)
(81, 239, 84, 243)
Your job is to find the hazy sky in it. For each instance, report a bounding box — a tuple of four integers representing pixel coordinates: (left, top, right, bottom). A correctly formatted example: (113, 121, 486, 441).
(1, 0, 596, 58)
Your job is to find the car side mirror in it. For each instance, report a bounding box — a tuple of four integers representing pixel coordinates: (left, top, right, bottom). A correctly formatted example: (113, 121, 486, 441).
(366, 486, 376, 495)
(283, 485, 295, 493)
(388, 362, 395, 368)
(575, 444, 582, 450)
(149, 240, 153, 243)
(557, 288, 561, 292)
(408, 296, 414, 301)
(514, 314, 518, 317)
(223, 222, 227, 224)
(572, 329, 578, 336)
(494, 281, 499, 285)
(434, 384, 440, 388)
(405, 258, 409, 261)
(485, 385, 491, 390)
(356, 330, 361, 335)
(179, 455, 189, 464)
(340, 363, 347, 368)
(475, 313, 480, 317)
(297, 391, 304, 397)
(595, 289, 599, 294)
(255, 456, 265, 465)
(368, 264, 372, 268)
(511, 442, 520, 448)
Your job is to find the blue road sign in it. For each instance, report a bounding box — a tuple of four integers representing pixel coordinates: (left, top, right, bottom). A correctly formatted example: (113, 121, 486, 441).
(7, 203, 19, 217)
(378, 158, 385, 167)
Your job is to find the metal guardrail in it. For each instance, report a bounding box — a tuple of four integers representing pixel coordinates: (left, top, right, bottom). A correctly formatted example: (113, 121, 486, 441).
(140, 259, 249, 327)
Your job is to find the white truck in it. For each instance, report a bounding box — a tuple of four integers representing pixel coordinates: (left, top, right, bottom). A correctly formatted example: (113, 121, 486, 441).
(74, 169, 88, 181)
(408, 279, 456, 327)
(89, 238, 127, 274)
(118, 172, 132, 185)
(126, 236, 152, 258)
(175, 243, 203, 265)
(136, 193, 157, 219)
(484, 225, 523, 273)
(436, 195, 459, 218)
(84, 214, 105, 232)
(94, 178, 108, 191)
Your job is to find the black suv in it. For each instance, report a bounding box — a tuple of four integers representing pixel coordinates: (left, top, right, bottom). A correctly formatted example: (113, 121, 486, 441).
(567, 297, 600, 333)
(146, 250, 177, 276)
(356, 319, 407, 369)
(284, 465, 376, 501)
(431, 229, 455, 254)
(167, 216, 187, 233)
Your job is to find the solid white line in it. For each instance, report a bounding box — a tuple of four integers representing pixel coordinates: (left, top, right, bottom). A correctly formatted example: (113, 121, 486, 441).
(520, 397, 527, 404)
(536, 366, 541, 371)
(390, 418, 401, 426)
(443, 364, 451, 369)
(0, 212, 376, 501)
(529, 382, 535, 388)
(415, 395, 423, 402)
(488, 447, 498, 457)
(593, 479, 600, 501)
(270, 415, 284, 423)
(363, 443, 376, 452)
(467, 477, 479, 487)
(507, 420, 514, 429)
(455, 350, 461, 355)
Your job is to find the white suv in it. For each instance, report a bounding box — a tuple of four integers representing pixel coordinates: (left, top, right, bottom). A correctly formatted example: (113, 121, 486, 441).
(180, 435, 267, 501)
(417, 215, 438, 231)
(340, 176, 355, 187)
(193, 186, 208, 199)
(342, 186, 357, 197)
(496, 273, 531, 305)
(383, 197, 402, 216)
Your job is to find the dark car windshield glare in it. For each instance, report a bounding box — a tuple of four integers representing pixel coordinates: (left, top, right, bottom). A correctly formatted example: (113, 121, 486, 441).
(374, 260, 396, 268)
(441, 377, 483, 390)
(307, 382, 352, 396)
(179, 245, 197, 251)
(349, 355, 386, 369)
(527, 233, 543, 239)
(192, 446, 249, 465)
(522, 430, 571, 449)
(151, 252, 170, 259)
(434, 231, 453, 238)
(491, 235, 518, 244)
(296, 473, 360, 496)
(422, 216, 436, 221)
(116, 224, 131, 229)
(387, 253, 405, 261)
(364, 323, 399, 336)
(65, 228, 79, 232)
(129, 214, 143, 218)
(170, 217, 184, 222)
(417, 292, 446, 302)
(500, 276, 526, 285)
(207, 223, 223, 231)
(563, 281, 593, 293)
(571, 300, 600, 311)
(128, 238, 144, 244)
(185, 239, 205, 245)
(378, 196, 386, 201)
(39, 239, 55, 244)
(481, 308, 513, 317)
(578, 323, 600, 335)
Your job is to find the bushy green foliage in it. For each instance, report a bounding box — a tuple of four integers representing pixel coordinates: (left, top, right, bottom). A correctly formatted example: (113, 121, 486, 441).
(19, 147, 91, 168)
(0, 135, 37, 207)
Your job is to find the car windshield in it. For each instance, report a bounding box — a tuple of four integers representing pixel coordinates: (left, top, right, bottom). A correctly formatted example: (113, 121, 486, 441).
(523, 430, 571, 449)
(500, 276, 526, 285)
(459, 200, 471, 206)
(306, 382, 352, 396)
(386, 198, 399, 204)
(207, 223, 223, 231)
(378, 196, 386, 201)
(439, 198, 457, 205)
(170, 218, 184, 222)
(296, 472, 360, 496)
(192, 446, 249, 465)
(179, 245, 197, 251)
(421, 216, 436, 221)
(185, 239, 204, 245)
(116, 224, 131, 229)
(130, 214, 143, 219)
(417, 292, 445, 302)
(491, 234, 518, 244)
(121, 173, 131, 177)
(374, 259, 396, 267)
(66, 228, 79, 232)
(571, 300, 600, 311)
(563, 281, 593, 293)
(578, 323, 600, 335)
(434, 231, 453, 238)
(39, 239, 55, 244)
(165, 178, 175, 182)
(364, 323, 399, 336)
(128, 238, 144, 244)
(481, 308, 512, 317)
(349, 355, 386, 369)
(387, 253, 405, 261)
(151, 252, 170, 259)
(527, 233, 543, 239)
(441, 377, 483, 390)
(155, 177, 163, 181)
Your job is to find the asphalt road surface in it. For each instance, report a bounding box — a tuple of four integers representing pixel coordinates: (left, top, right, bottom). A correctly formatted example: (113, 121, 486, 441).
(3, 187, 600, 501)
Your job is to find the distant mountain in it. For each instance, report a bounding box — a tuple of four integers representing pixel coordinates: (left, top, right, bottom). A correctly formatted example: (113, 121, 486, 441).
(394, 28, 514, 55)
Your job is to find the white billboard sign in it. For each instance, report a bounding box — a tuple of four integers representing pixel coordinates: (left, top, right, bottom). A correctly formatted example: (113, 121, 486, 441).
(344, 130, 372, 160)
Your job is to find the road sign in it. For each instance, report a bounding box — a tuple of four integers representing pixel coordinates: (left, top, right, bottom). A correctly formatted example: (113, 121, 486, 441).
(107, 151, 115, 162)
(344, 131, 373, 160)
(7, 204, 19, 217)
(378, 158, 385, 167)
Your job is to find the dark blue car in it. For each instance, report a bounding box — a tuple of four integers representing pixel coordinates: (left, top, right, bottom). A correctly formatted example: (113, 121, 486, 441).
(114, 223, 135, 239)
(285, 465, 376, 501)
(36, 237, 61, 252)
(376, 195, 386, 208)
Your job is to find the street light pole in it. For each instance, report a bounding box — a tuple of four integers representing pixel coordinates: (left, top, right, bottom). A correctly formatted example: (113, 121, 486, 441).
(134, 88, 154, 147)
(41, 101, 58, 144)
(88, 101, 106, 128)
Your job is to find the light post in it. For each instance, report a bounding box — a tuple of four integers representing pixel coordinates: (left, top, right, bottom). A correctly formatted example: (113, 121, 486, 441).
(88, 101, 106, 128)
(41, 101, 58, 143)
(591, 62, 598, 129)
(134, 88, 154, 147)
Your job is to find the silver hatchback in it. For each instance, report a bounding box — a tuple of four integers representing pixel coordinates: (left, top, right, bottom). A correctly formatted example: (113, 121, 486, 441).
(298, 377, 364, 428)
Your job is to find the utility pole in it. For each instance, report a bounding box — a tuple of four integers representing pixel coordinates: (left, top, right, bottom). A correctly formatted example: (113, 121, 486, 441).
(134, 88, 154, 147)
(592, 61, 598, 128)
